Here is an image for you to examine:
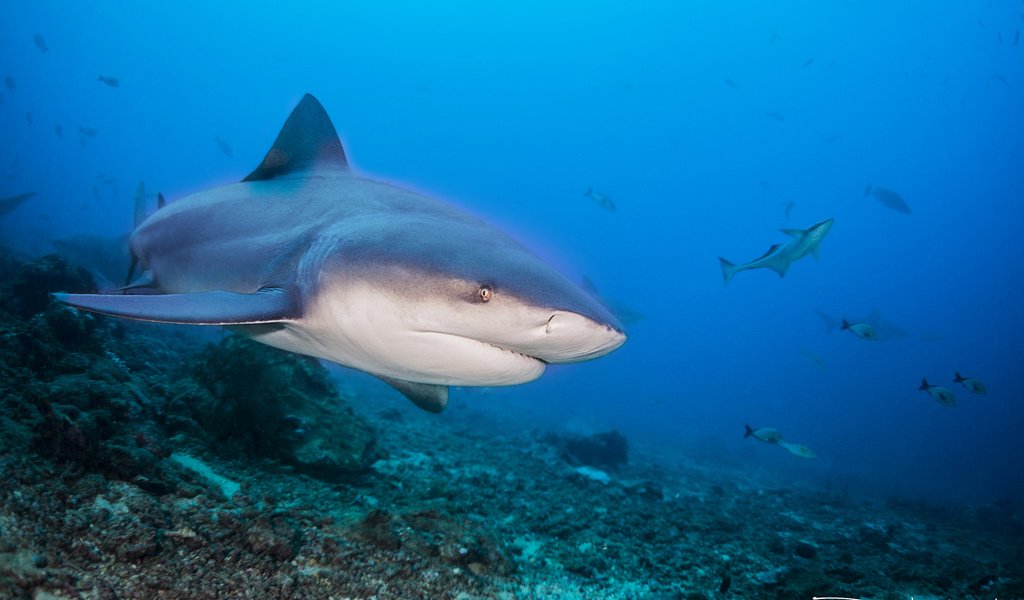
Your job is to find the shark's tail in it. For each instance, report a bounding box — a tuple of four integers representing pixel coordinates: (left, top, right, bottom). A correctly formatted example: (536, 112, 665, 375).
(719, 257, 740, 285)
(840, 319, 851, 331)
(954, 372, 965, 383)
(583, 186, 593, 198)
(864, 183, 873, 196)
(919, 378, 930, 391)
(744, 424, 754, 439)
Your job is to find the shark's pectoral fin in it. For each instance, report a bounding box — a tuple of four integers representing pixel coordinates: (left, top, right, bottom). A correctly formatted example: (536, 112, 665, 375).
(377, 375, 449, 413)
(53, 287, 300, 325)
(779, 228, 804, 238)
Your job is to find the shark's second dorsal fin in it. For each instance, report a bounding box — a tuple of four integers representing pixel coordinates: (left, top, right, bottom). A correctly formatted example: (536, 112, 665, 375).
(755, 244, 782, 261)
(243, 93, 348, 182)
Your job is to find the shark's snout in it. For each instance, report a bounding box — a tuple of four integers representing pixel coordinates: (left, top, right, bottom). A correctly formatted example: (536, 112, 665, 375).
(531, 311, 626, 363)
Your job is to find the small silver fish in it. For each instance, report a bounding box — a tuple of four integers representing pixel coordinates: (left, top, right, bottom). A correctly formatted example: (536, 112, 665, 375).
(988, 74, 1008, 87)
(744, 425, 783, 444)
(766, 111, 787, 122)
(841, 319, 877, 340)
(864, 183, 911, 214)
(33, 34, 48, 53)
(954, 372, 987, 394)
(79, 126, 98, 137)
(97, 75, 120, 88)
(799, 348, 827, 372)
(919, 379, 955, 407)
(778, 441, 816, 458)
(214, 135, 233, 158)
(584, 186, 616, 212)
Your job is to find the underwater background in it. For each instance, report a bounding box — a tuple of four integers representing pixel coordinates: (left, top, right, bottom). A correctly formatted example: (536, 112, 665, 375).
(2, 1, 1023, 598)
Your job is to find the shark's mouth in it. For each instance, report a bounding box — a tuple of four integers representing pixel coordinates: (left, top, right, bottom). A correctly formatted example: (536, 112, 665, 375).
(407, 331, 547, 387)
(486, 340, 547, 363)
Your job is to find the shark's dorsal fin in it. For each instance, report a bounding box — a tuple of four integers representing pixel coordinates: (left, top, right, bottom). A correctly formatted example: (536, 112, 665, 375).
(755, 244, 782, 261)
(244, 94, 347, 182)
(377, 375, 449, 413)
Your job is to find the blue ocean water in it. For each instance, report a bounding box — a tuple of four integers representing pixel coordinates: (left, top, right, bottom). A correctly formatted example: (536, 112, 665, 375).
(2, 0, 1021, 515)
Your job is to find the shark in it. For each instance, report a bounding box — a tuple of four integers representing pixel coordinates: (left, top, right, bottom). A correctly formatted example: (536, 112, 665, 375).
(54, 94, 626, 412)
(0, 192, 37, 220)
(718, 218, 833, 285)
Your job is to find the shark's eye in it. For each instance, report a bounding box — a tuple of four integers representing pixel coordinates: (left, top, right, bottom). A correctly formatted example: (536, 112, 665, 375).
(478, 285, 492, 302)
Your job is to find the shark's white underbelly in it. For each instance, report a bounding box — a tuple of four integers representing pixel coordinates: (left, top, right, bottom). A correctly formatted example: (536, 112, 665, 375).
(244, 319, 546, 387)
(239, 278, 547, 387)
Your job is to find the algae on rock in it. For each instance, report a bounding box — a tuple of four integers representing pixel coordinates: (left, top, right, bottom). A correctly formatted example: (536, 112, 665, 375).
(179, 335, 379, 479)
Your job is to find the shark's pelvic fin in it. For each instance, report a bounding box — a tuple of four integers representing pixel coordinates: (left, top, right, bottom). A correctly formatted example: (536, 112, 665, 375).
(53, 287, 300, 325)
(377, 375, 449, 413)
(243, 94, 348, 182)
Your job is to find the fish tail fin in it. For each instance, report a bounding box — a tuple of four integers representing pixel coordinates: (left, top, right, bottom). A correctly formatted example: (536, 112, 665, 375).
(583, 186, 592, 197)
(864, 183, 873, 196)
(919, 378, 930, 391)
(744, 424, 754, 439)
(840, 319, 850, 330)
(954, 372, 964, 383)
(719, 257, 739, 285)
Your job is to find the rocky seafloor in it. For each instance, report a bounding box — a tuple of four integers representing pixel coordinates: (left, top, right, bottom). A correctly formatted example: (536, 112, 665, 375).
(0, 251, 1022, 599)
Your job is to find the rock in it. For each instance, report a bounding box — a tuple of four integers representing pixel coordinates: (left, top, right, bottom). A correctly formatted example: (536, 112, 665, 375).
(548, 430, 629, 469)
(573, 465, 611, 485)
(794, 540, 817, 559)
(5, 254, 95, 319)
(0, 550, 47, 589)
